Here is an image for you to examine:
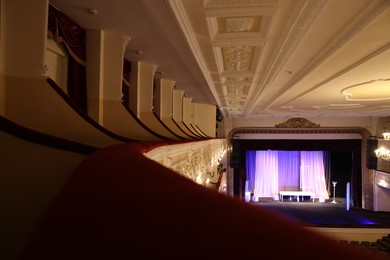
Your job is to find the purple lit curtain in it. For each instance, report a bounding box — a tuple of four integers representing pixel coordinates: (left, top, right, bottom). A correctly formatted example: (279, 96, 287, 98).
(246, 150, 329, 199)
(278, 151, 300, 191)
(245, 151, 256, 193)
(48, 5, 87, 112)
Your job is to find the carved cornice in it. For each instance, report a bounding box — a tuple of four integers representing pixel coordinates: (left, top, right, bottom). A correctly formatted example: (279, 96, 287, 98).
(228, 126, 371, 140)
(275, 118, 320, 128)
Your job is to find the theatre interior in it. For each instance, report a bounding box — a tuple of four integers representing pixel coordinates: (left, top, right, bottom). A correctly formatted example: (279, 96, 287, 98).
(2, 0, 390, 259)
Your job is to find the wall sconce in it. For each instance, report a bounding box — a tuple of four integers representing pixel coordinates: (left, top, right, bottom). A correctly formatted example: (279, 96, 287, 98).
(375, 147, 390, 161)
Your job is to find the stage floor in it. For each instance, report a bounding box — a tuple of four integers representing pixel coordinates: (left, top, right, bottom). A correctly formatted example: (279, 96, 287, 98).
(250, 197, 390, 228)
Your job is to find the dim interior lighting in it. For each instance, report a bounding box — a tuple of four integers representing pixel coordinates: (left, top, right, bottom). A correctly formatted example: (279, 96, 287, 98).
(375, 147, 390, 161)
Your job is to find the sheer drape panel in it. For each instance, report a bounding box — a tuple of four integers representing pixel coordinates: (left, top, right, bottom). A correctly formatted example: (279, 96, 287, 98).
(300, 151, 329, 199)
(323, 151, 331, 196)
(245, 151, 256, 193)
(278, 151, 300, 191)
(254, 151, 278, 198)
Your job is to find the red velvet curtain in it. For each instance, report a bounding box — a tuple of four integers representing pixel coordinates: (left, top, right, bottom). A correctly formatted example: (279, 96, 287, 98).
(48, 5, 87, 112)
(122, 58, 131, 109)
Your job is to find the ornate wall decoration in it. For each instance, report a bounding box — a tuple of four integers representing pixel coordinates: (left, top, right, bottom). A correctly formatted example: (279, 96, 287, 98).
(375, 171, 390, 189)
(275, 118, 320, 128)
(144, 139, 228, 186)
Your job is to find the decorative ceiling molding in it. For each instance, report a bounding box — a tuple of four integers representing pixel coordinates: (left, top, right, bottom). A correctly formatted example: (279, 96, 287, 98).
(278, 104, 390, 117)
(226, 17, 253, 32)
(204, 0, 279, 8)
(341, 78, 390, 101)
(167, 0, 223, 107)
(167, 0, 390, 118)
(278, 42, 390, 110)
(247, 0, 327, 114)
(223, 46, 253, 71)
(202, 0, 278, 117)
(223, 76, 252, 86)
(212, 33, 265, 47)
(262, 0, 390, 111)
(313, 104, 364, 111)
(275, 118, 320, 128)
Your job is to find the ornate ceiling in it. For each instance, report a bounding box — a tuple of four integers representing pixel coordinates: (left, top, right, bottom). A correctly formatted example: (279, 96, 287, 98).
(50, 0, 390, 119)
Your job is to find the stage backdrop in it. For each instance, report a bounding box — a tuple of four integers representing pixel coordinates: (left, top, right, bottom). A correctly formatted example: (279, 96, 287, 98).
(246, 150, 329, 200)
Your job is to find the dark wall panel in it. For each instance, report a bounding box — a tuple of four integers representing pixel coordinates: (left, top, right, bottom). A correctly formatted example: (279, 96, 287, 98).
(366, 139, 378, 170)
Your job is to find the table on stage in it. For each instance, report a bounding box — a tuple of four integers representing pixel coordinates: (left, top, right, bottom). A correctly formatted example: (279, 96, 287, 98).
(279, 191, 315, 202)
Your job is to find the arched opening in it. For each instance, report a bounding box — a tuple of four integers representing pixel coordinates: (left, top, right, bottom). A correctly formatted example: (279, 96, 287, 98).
(227, 124, 374, 210)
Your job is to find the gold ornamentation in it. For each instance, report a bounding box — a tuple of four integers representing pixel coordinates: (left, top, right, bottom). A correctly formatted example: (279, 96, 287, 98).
(275, 118, 320, 128)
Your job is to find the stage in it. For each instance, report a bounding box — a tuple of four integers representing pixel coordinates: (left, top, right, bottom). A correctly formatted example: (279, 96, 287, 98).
(252, 197, 390, 227)
(250, 197, 390, 243)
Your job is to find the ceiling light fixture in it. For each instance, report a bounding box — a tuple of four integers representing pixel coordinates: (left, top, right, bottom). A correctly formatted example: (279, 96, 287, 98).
(383, 130, 390, 140)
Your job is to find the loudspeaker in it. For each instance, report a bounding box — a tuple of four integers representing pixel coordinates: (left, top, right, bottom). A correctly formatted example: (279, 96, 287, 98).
(229, 139, 240, 168)
(366, 139, 378, 170)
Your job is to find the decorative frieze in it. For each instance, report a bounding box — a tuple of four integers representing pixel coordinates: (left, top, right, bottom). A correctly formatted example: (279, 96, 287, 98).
(275, 118, 320, 128)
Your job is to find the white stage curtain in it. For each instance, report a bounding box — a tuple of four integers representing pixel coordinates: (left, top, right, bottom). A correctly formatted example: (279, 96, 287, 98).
(246, 150, 329, 199)
(253, 150, 279, 198)
(300, 151, 329, 199)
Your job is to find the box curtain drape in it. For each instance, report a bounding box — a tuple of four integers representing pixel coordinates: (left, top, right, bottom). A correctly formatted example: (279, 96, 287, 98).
(122, 58, 131, 109)
(48, 5, 87, 112)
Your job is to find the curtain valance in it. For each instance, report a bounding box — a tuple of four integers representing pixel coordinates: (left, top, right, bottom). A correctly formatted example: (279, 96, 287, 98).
(48, 5, 86, 66)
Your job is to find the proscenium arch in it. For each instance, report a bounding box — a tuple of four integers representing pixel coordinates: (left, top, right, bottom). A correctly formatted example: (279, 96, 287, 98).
(227, 127, 374, 210)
